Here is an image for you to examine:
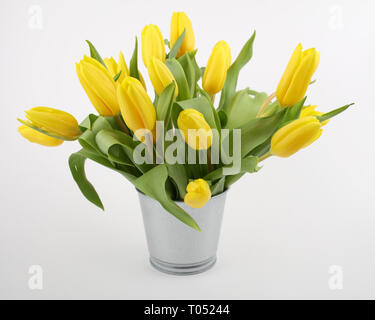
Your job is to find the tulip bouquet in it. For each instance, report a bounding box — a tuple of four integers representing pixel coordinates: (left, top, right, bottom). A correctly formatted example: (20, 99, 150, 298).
(18, 12, 352, 232)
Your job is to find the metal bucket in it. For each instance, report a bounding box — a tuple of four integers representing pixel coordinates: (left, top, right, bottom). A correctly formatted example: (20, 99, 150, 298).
(138, 190, 227, 275)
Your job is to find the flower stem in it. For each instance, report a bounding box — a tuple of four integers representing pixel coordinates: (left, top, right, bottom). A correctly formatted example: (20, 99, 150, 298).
(256, 92, 276, 118)
(115, 114, 130, 135)
(258, 151, 272, 162)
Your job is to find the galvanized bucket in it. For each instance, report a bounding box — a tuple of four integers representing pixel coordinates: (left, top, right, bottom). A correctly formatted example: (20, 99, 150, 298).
(138, 190, 227, 275)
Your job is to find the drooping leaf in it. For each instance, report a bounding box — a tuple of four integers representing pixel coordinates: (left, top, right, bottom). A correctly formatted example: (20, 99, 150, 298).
(69, 151, 104, 210)
(168, 29, 185, 59)
(86, 40, 106, 67)
(218, 31, 256, 113)
(134, 165, 201, 231)
(165, 58, 190, 100)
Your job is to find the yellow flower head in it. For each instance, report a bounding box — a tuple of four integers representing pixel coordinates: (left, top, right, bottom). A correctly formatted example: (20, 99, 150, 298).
(76, 55, 120, 116)
(18, 125, 64, 147)
(141, 24, 165, 68)
(202, 40, 231, 95)
(170, 12, 195, 57)
(177, 109, 213, 150)
(271, 116, 322, 158)
(104, 51, 129, 83)
(276, 44, 320, 107)
(117, 77, 156, 142)
(19, 107, 80, 140)
(300, 105, 329, 126)
(184, 179, 211, 208)
(148, 57, 178, 97)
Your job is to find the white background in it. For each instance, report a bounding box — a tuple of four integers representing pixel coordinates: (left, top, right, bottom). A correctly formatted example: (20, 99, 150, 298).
(1, 0, 374, 299)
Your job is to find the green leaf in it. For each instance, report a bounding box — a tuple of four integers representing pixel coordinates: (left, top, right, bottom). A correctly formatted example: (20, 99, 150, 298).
(210, 177, 225, 196)
(79, 114, 99, 132)
(218, 31, 256, 113)
(225, 89, 268, 129)
(129, 37, 140, 80)
(134, 165, 201, 231)
(95, 129, 151, 174)
(317, 103, 354, 123)
(168, 29, 185, 59)
(86, 40, 106, 67)
(113, 70, 122, 82)
(165, 58, 190, 101)
(241, 109, 286, 157)
(156, 82, 176, 127)
(166, 164, 188, 199)
(69, 151, 104, 210)
(177, 51, 196, 97)
(204, 156, 259, 181)
(175, 96, 220, 130)
(279, 97, 306, 127)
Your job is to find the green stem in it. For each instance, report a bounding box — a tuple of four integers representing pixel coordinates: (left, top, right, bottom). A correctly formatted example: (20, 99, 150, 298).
(256, 92, 276, 118)
(258, 151, 272, 162)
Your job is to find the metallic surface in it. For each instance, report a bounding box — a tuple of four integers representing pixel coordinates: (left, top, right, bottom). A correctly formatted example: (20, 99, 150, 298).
(138, 190, 227, 275)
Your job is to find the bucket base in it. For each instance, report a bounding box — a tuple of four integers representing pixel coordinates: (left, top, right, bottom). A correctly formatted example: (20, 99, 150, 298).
(149, 256, 217, 276)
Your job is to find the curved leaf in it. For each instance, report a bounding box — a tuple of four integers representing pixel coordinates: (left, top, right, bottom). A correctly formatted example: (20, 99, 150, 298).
(168, 29, 185, 59)
(134, 165, 201, 231)
(86, 40, 106, 67)
(165, 58, 190, 101)
(218, 31, 256, 113)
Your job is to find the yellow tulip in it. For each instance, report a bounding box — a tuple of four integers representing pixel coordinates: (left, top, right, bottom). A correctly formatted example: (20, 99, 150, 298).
(184, 179, 212, 208)
(177, 109, 213, 150)
(141, 24, 165, 68)
(276, 44, 320, 107)
(202, 41, 231, 95)
(270, 116, 322, 158)
(76, 55, 120, 116)
(148, 57, 178, 97)
(104, 51, 129, 83)
(170, 12, 195, 57)
(19, 107, 81, 140)
(18, 125, 64, 147)
(300, 105, 329, 126)
(117, 77, 156, 141)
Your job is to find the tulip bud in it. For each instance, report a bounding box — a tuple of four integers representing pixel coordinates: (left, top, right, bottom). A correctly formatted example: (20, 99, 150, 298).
(148, 57, 178, 97)
(117, 77, 156, 141)
(76, 55, 120, 116)
(270, 116, 322, 158)
(141, 24, 165, 68)
(300, 105, 329, 126)
(177, 109, 213, 150)
(18, 125, 64, 147)
(19, 107, 81, 140)
(202, 41, 231, 95)
(184, 179, 212, 208)
(170, 12, 195, 57)
(276, 44, 320, 107)
(104, 52, 130, 83)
